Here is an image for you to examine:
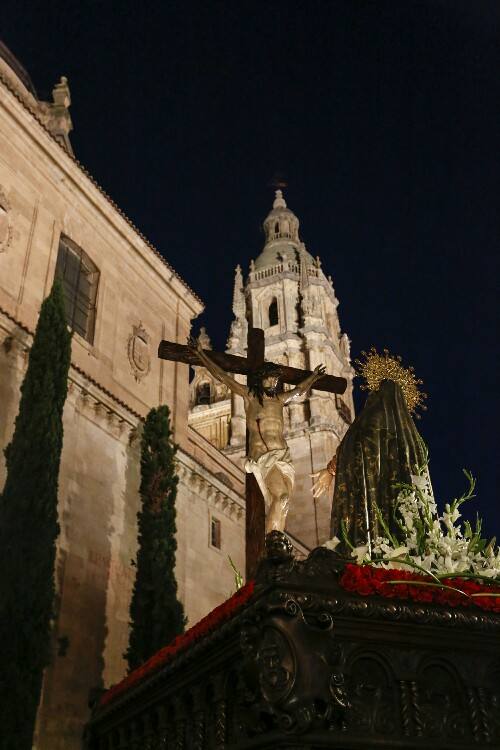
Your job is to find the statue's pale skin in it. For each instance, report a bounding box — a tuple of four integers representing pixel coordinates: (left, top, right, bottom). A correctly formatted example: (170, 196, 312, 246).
(311, 452, 337, 498)
(190, 339, 325, 532)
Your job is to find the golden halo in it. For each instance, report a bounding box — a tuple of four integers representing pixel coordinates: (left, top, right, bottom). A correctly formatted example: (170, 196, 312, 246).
(355, 347, 427, 415)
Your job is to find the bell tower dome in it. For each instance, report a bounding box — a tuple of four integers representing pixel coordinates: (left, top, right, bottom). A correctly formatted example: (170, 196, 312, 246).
(254, 190, 314, 271)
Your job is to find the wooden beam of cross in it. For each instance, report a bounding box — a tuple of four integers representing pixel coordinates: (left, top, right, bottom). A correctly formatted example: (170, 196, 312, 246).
(158, 330, 348, 395)
(158, 327, 347, 580)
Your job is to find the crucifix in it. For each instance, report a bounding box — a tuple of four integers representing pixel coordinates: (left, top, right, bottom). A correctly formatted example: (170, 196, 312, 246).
(158, 328, 347, 578)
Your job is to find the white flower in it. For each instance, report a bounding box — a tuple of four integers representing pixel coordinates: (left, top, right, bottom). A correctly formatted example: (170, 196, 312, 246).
(352, 545, 370, 563)
(401, 512, 414, 531)
(480, 569, 498, 578)
(323, 536, 341, 551)
(384, 546, 409, 560)
(442, 507, 461, 527)
(411, 474, 429, 491)
(342, 460, 499, 583)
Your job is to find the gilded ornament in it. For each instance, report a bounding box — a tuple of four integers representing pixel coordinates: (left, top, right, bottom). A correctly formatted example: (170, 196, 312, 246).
(355, 347, 427, 415)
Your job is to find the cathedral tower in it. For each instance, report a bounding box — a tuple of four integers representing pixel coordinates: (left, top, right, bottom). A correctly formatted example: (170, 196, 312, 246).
(225, 190, 354, 546)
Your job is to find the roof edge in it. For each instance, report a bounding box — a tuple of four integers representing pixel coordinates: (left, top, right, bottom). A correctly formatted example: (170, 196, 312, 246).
(0, 69, 204, 313)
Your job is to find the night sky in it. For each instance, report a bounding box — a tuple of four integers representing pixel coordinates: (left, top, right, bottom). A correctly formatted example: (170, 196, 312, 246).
(3, 1, 499, 533)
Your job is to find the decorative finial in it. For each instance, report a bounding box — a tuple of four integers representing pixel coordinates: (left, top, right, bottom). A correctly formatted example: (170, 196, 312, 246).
(299, 247, 310, 292)
(232, 265, 245, 318)
(355, 347, 427, 416)
(52, 76, 71, 107)
(197, 327, 212, 350)
(273, 189, 287, 209)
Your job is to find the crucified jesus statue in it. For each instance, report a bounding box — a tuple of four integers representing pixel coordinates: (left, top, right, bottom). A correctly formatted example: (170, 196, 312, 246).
(188, 337, 325, 533)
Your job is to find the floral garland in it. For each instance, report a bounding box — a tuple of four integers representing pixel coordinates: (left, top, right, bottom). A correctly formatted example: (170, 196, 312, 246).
(100, 580, 255, 707)
(340, 563, 500, 612)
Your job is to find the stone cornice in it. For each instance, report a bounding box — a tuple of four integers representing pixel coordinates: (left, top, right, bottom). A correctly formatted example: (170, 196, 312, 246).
(67, 370, 139, 442)
(176, 448, 245, 522)
(0, 305, 143, 427)
(189, 399, 231, 420)
(0, 72, 203, 317)
(247, 268, 338, 305)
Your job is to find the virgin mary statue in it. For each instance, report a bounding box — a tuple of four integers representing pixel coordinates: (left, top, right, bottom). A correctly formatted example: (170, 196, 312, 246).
(312, 350, 428, 548)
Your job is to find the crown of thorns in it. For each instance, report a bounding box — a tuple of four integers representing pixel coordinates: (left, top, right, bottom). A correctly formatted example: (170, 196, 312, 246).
(249, 362, 284, 381)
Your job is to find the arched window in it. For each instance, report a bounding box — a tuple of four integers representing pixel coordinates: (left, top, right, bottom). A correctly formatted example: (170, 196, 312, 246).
(274, 221, 280, 234)
(55, 235, 99, 343)
(268, 297, 279, 327)
(196, 382, 211, 405)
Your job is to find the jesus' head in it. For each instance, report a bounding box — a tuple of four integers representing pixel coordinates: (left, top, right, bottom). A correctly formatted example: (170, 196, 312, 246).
(248, 362, 284, 403)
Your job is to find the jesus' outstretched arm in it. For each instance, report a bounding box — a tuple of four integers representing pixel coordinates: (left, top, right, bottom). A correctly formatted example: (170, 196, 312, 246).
(281, 364, 326, 404)
(188, 337, 248, 399)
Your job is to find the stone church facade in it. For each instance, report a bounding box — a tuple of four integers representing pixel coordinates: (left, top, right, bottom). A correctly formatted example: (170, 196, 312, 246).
(189, 190, 355, 548)
(0, 45, 246, 750)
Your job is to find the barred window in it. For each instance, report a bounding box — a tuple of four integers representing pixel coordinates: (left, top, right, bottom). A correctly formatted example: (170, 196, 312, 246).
(55, 236, 99, 343)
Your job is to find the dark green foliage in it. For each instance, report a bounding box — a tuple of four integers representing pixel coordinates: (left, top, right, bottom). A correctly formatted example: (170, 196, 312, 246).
(125, 406, 186, 671)
(0, 280, 71, 750)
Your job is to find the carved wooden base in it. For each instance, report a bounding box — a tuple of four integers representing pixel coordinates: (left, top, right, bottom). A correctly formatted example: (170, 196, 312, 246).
(87, 547, 500, 749)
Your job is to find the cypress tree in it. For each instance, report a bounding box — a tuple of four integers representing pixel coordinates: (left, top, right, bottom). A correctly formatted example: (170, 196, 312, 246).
(0, 280, 71, 750)
(125, 405, 185, 671)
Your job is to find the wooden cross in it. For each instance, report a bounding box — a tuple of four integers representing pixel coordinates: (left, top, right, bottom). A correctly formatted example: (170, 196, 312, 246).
(158, 328, 347, 579)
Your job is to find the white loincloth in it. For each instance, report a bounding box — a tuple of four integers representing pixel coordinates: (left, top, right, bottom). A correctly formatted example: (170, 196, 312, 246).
(244, 448, 295, 511)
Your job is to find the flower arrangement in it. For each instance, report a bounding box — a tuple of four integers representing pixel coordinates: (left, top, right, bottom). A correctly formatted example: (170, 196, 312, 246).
(326, 455, 500, 610)
(339, 564, 500, 613)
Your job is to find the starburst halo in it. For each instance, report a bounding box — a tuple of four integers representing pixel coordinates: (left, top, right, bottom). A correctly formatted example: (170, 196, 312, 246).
(355, 347, 427, 416)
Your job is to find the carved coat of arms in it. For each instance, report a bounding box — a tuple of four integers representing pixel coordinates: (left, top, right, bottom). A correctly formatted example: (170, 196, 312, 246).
(128, 322, 151, 382)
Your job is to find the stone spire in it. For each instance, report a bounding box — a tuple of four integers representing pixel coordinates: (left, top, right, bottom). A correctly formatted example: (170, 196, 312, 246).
(227, 265, 247, 354)
(197, 326, 212, 350)
(299, 246, 310, 292)
(273, 189, 287, 209)
(299, 246, 314, 318)
(38, 76, 74, 156)
(232, 264, 245, 319)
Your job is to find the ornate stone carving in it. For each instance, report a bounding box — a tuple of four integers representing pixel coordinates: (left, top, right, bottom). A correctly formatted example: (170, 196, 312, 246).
(127, 322, 151, 382)
(0, 187, 13, 253)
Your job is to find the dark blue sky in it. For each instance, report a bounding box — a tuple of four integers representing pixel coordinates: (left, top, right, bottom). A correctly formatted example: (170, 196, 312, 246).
(4, 1, 499, 533)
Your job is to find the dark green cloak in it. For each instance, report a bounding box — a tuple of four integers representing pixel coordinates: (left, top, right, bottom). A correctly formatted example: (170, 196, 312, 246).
(331, 379, 427, 546)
